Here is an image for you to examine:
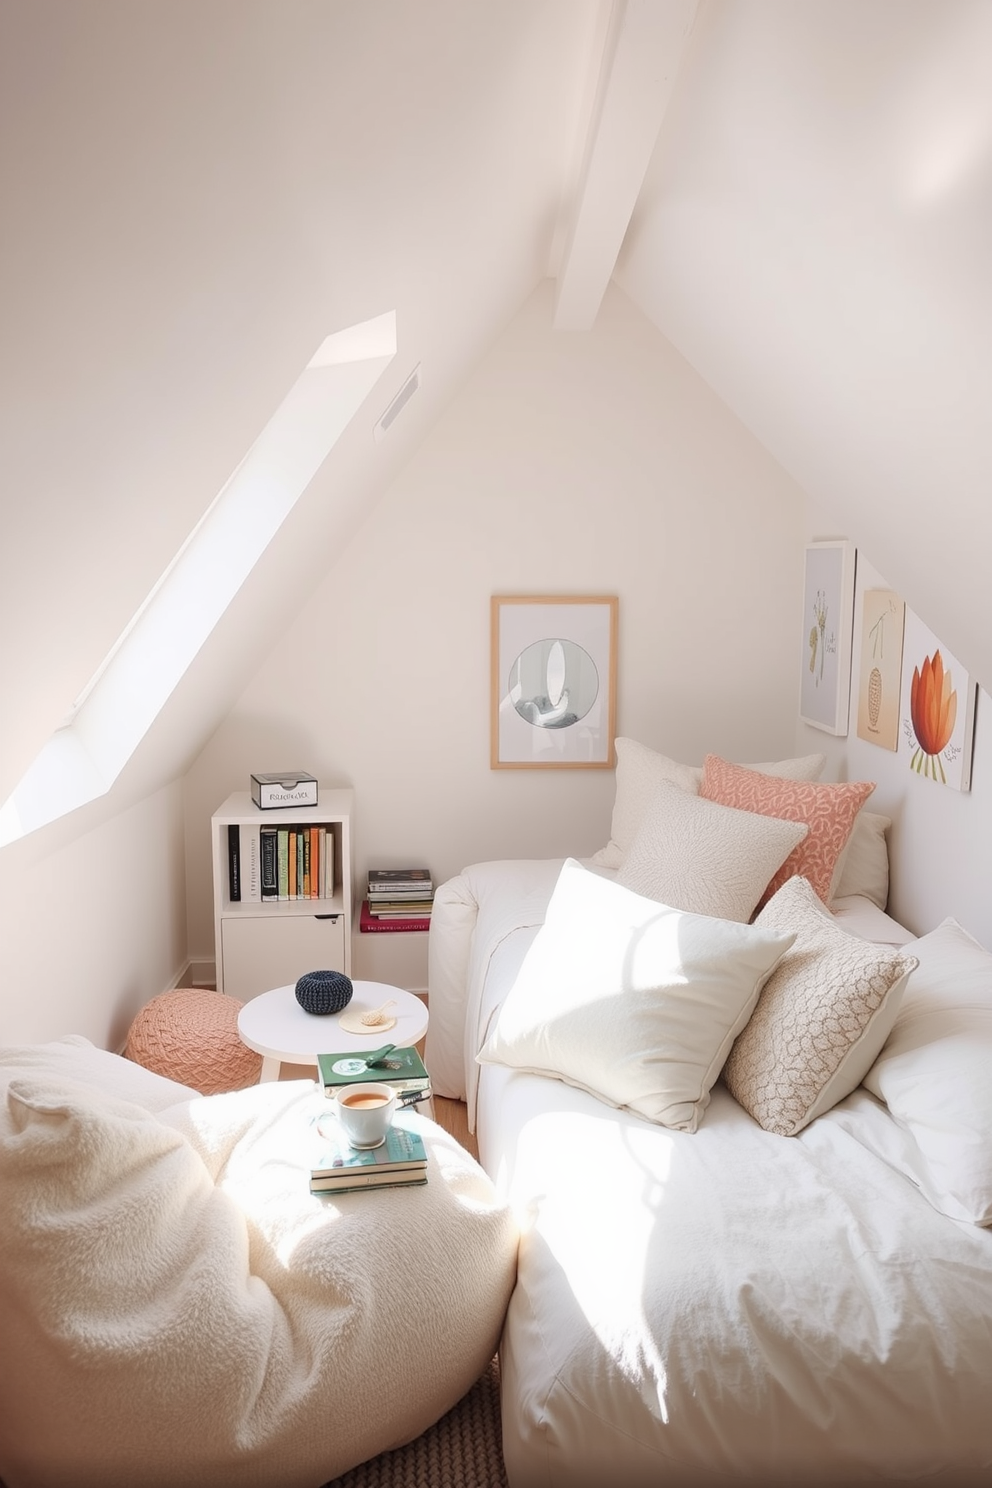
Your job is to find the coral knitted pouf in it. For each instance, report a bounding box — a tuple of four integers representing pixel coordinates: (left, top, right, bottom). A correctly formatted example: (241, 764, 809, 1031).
(124, 988, 262, 1094)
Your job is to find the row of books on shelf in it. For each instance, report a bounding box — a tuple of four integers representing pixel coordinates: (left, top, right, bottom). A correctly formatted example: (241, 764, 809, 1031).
(361, 867, 434, 932)
(227, 823, 335, 904)
(311, 1045, 431, 1193)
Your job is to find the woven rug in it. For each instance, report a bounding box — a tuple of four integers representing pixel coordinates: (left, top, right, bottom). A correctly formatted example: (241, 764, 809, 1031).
(324, 1355, 507, 1488)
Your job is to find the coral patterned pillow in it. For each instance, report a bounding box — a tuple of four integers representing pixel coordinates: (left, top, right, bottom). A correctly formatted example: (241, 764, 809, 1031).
(699, 755, 875, 906)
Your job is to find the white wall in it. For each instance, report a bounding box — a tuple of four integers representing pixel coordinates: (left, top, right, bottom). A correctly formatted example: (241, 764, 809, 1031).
(619, 1, 992, 700)
(184, 282, 811, 976)
(796, 551, 992, 949)
(0, 782, 188, 1049)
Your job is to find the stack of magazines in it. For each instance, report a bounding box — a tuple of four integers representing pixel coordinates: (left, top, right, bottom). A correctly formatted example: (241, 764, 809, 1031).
(360, 867, 434, 933)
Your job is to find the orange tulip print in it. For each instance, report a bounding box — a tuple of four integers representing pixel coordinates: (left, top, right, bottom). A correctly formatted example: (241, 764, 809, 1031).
(910, 650, 957, 783)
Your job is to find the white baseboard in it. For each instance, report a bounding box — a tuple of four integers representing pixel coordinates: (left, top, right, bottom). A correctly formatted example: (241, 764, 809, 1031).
(176, 959, 217, 990)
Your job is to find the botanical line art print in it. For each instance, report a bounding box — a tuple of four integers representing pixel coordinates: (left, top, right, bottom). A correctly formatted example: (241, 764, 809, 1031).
(800, 541, 855, 736)
(856, 589, 905, 752)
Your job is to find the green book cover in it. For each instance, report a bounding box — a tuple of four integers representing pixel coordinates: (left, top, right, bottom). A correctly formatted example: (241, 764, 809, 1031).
(317, 1045, 429, 1090)
(312, 1120, 428, 1179)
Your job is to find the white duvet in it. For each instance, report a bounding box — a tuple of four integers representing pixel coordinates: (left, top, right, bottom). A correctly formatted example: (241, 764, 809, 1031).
(428, 860, 992, 1486)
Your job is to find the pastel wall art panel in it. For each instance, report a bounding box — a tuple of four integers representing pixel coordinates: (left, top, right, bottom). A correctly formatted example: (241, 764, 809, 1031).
(491, 595, 617, 768)
(856, 589, 906, 752)
(800, 541, 856, 735)
(900, 609, 977, 791)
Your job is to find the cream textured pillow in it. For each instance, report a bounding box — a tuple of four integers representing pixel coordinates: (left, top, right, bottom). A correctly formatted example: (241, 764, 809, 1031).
(863, 918, 992, 1225)
(723, 876, 917, 1136)
(617, 780, 808, 922)
(829, 810, 891, 907)
(0, 1034, 201, 1110)
(699, 755, 874, 906)
(593, 739, 827, 868)
(477, 858, 795, 1132)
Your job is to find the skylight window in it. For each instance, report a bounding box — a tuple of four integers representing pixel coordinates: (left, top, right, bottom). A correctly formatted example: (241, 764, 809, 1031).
(0, 313, 396, 847)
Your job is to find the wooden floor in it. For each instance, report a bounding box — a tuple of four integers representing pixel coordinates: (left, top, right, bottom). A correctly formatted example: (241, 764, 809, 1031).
(430, 1093, 478, 1160)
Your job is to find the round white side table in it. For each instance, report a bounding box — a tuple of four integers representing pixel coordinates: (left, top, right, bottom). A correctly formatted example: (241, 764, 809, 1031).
(237, 980, 429, 1082)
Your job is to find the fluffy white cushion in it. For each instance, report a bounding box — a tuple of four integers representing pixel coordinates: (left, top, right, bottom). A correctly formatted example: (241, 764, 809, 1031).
(592, 738, 826, 868)
(617, 779, 808, 922)
(863, 918, 992, 1225)
(830, 810, 891, 907)
(0, 1071, 516, 1487)
(477, 859, 795, 1132)
(0, 1033, 201, 1109)
(723, 877, 917, 1136)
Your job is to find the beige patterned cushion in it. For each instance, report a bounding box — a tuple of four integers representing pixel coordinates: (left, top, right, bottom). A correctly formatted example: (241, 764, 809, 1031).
(592, 739, 826, 868)
(723, 876, 918, 1136)
(700, 755, 875, 906)
(617, 780, 808, 922)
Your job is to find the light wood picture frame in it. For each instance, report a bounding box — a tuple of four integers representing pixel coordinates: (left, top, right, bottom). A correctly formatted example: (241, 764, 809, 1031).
(491, 595, 618, 769)
(799, 541, 856, 735)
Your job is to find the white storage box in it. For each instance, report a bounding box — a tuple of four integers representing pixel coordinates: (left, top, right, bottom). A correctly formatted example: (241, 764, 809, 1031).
(250, 772, 318, 810)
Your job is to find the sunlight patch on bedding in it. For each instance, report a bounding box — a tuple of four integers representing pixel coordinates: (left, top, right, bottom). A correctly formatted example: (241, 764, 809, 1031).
(509, 1104, 674, 1407)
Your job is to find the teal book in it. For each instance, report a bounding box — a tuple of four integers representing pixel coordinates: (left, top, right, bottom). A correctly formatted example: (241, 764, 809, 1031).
(311, 1121, 428, 1184)
(316, 1045, 429, 1094)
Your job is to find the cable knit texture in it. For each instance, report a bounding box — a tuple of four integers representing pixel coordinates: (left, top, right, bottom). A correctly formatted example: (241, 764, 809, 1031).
(124, 988, 262, 1094)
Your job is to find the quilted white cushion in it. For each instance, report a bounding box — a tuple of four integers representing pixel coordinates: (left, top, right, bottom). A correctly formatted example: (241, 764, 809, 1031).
(723, 877, 917, 1135)
(617, 779, 808, 922)
(593, 738, 826, 868)
(863, 918, 992, 1225)
(477, 859, 794, 1132)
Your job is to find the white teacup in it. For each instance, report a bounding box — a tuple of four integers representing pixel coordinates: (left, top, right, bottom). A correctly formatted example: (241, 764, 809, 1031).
(333, 1082, 397, 1149)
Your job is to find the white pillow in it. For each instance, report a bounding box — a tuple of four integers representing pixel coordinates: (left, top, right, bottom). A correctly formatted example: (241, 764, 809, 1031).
(592, 738, 826, 868)
(829, 810, 891, 907)
(477, 859, 795, 1132)
(617, 780, 808, 922)
(723, 876, 917, 1135)
(0, 1034, 201, 1110)
(863, 918, 992, 1225)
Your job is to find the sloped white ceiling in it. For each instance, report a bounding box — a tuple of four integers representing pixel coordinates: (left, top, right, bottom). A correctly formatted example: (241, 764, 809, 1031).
(3, 0, 989, 841)
(0, 0, 600, 815)
(614, 0, 992, 690)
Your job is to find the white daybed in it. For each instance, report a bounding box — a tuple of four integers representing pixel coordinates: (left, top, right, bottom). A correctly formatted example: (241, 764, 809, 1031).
(425, 741, 992, 1487)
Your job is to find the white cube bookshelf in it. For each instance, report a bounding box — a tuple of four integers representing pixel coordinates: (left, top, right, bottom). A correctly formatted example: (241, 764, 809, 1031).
(211, 789, 353, 1001)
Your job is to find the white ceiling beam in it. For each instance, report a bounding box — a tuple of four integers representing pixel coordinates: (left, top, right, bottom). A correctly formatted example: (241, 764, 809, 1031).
(554, 0, 698, 331)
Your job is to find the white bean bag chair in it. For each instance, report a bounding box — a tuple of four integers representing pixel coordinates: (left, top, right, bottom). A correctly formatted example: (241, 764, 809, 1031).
(0, 1037, 517, 1488)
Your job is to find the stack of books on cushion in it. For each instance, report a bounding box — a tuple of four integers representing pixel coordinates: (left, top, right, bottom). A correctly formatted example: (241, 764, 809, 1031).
(310, 1121, 428, 1194)
(360, 867, 434, 932)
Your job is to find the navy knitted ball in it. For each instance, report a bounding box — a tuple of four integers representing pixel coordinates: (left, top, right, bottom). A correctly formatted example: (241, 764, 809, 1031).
(295, 969, 353, 1016)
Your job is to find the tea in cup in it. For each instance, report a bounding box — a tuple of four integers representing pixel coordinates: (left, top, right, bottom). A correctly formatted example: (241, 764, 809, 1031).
(334, 1082, 397, 1149)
